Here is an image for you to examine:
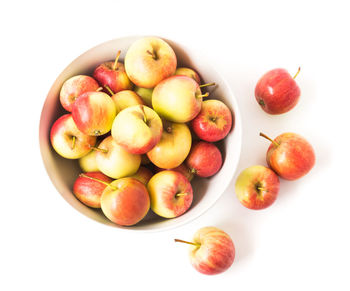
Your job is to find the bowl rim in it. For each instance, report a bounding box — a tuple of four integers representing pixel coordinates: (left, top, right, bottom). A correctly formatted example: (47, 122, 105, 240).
(39, 35, 242, 233)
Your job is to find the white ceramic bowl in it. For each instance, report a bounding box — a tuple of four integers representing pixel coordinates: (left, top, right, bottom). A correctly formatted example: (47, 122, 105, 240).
(39, 36, 242, 232)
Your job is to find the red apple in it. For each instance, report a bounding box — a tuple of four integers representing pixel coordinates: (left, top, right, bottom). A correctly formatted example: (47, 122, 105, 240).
(60, 75, 99, 112)
(175, 226, 235, 275)
(147, 170, 193, 218)
(73, 172, 113, 208)
(101, 177, 150, 226)
(93, 51, 133, 94)
(50, 114, 96, 159)
(72, 91, 116, 136)
(186, 142, 222, 178)
(129, 166, 153, 185)
(255, 68, 301, 114)
(191, 99, 233, 142)
(235, 165, 280, 210)
(260, 132, 316, 180)
(154, 163, 194, 182)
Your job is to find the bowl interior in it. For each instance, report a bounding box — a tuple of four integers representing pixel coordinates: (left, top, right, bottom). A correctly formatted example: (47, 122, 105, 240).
(39, 36, 242, 232)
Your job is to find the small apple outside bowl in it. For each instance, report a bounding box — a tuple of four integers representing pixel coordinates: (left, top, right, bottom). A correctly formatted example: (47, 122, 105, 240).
(39, 36, 242, 232)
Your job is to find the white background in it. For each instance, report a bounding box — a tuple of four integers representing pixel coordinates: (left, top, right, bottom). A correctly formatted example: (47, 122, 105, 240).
(1, 0, 349, 290)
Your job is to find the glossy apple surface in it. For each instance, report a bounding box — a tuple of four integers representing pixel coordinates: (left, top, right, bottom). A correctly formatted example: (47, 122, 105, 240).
(152, 75, 203, 123)
(72, 91, 116, 136)
(101, 178, 150, 226)
(134, 86, 153, 107)
(73, 172, 113, 208)
(186, 141, 222, 177)
(147, 170, 193, 218)
(112, 105, 162, 154)
(255, 68, 301, 114)
(50, 114, 96, 159)
(235, 165, 280, 210)
(191, 99, 232, 142)
(78, 149, 99, 172)
(147, 121, 192, 169)
(125, 37, 177, 88)
(111, 90, 144, 114)
(60, 75, 99, 112)
(263, 132, 315, 180)
(96, 136, 141, 179)
(129, 166, 153, 185)
(175, 67, 201, 84)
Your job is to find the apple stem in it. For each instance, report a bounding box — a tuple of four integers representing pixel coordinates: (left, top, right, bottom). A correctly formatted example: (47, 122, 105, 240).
(259, 132, 279, 147)
(71, 136, 76, 150)
(146, 50, 157, 60)
(199, 82, 216, 88)
(112, 50, 121, 71)
(104, 85, 114, 96)
(174, 239, 200, 247)
(90, 146, 108, 153)
(293, 67, 301, 79)
(79, 173, 117, 190)
(140, 105, 147, 123)
(197, 92, 209, 98)
(175, 193, 188, 197)
(96, 87, 103, 92)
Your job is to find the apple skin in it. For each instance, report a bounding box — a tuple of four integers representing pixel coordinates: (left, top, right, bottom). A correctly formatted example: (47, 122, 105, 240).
(186, 142, 222, 178)
(265, 133, 315, 180)
(60, 75, 99, 112)
(96, 136, 141, 179)
(154, 163, 194, 182)
(72, 91, 117, 136)
(93, 61, 133, 94)
(147, 170, 193, 218)
(191, 99, 233, 142)
(78, 149, 99, 172)
(111, 90, 144, 114)
(125, 37, 177, 88)
(147, 121, 192, 169)
(235, 165, 280, 210)
(129, 166, 153, 185)
(101, 178, 150, 226)
(188, 227, 235, 275)
(134, 86, 153, 107)
(152, 75, 202, 123)
(50, 114, 96, 159)
(255, 68, 301, 114)
(175, 67, 201, 84)
(73, 172, 113, 208)
(112, 105, 163, 154)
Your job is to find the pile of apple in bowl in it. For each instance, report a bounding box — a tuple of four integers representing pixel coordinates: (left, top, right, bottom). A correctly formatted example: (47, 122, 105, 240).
(39, 36, 242, 231)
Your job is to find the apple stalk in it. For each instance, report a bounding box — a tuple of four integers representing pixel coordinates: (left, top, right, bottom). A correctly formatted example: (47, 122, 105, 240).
(79, 173, 117, 190)
(293, 67, 301, 79)
(259, 132, 279, 147)
(90, 145, 108, 153)
(174, 239, 200, 247)
(199, 82, 216, 88)
(112, 50, 121, 71)
(104, 85, 115, 95)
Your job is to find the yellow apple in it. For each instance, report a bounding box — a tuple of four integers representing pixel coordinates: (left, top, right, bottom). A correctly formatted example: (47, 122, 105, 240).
(175, 67, 201, 84)
(134, 86, 153, 107)
(111, 90, 144, 114)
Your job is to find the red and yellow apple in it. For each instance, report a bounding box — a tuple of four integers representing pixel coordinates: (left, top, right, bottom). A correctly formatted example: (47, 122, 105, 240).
(125, 37, 177, 88)
(111, 90, 144, 114)
(235, 165, 280, 210)
(101, 177, 150, 226)
(175, 67, 201, 84)
(112, 105, 162, 154)
(260, 132, 315, 180)
(147, 170, 193, 218)
(129, 166, 153, 185)
(147, 121, 192, 169)
(72, 91, 116, 136)
(191, 99, 232, 142)
(155, 163, 194, 182)
(50, 114, 96, 159)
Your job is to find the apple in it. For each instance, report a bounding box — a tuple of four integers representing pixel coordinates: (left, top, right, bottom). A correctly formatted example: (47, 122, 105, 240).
(112, 105, 162, 154)
(255, 67, 301, 114)
(78, 148, 98, 172)
(72, 91, 116, 136)
(125, 37, 177, 88)
(110, 90, 144, 114)
(186, 141, 222, 178)
(152, 75, 208, 123)
(191, 99, 233, 142)
(260, 132, 315, 180)
(95, 136, 141, 179)
(50, 114, 96, 159)
(175, 67, 201, 84)
(147, 170, 193, 218)
(93, 50, 133, 94)
(73, 172, 113, 208)
(155, 163, 194, 182)
(101, 177, 150, 226)
(147, 121, 192, 169)
(134, 86, 153, 107)
(235, 165, 280, 210)
(129, 166, 153, 185)
(175, 226, 235, 275)
(60, 75, 99, 112)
